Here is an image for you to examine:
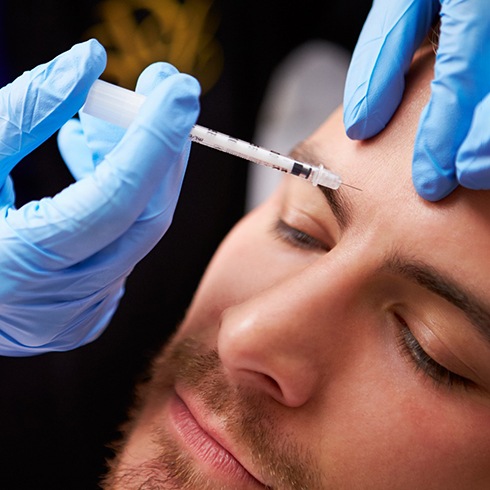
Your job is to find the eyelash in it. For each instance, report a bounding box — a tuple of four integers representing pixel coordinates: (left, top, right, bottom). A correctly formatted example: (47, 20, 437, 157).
(274, 219, 474, 391)
(394, 313, 473, 390)
(273, 219, 328, 251)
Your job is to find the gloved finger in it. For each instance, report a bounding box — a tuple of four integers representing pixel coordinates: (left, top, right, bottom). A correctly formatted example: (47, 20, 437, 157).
(412, 0, 490, 200)
(0, 39, 106, 185)
(59, 112, 126, 168)
(135, 61, 179, 94)
(79, 62, 181, 163)
(40, 151, 191, 307)
(59, 67, 190, 224)
(57, 118, 95, 180)
(128, 62, 186, 222)
(60, 62, 180, 170)
(343, 0, 439, 140)
(58, 63, 187, 229)
(0, 264, 125, 354)
(5, 72, 200, 267)
(0, 176, 15, 208)
(0, 178, 184, 354)
(455, 92, 490, 189)
(0, 144, 191, 355)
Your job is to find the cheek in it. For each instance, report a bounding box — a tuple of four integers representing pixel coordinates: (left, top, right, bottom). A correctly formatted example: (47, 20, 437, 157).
(181, 206, 275, 332)
(318, 357, 490, 486)
(181, 200, 320, 334)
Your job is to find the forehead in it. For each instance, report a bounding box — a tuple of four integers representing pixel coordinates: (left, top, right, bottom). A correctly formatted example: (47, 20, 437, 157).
(302, 51, 490, 292)
(307, 47, 434, 204)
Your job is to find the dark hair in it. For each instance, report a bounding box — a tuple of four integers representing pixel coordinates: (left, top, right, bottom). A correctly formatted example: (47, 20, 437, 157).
(429, 20, 441, 53)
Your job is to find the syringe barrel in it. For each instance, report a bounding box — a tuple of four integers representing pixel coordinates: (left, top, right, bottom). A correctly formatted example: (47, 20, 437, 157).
(81, 79, 345, 191)
(81, 79, 144, 128)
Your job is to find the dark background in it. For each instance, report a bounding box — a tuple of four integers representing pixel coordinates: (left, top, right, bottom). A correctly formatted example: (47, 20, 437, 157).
(0, 1, 371, 488)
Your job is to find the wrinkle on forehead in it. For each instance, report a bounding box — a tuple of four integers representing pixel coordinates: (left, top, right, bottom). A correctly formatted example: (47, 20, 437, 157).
(300, 47, 439, 223)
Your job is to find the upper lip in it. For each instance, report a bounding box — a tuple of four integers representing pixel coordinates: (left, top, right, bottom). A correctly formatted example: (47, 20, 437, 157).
(175, 385, 267, 487)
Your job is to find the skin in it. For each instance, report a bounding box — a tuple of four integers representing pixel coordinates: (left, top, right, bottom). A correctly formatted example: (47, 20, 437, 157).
(102, 47, 490, 489)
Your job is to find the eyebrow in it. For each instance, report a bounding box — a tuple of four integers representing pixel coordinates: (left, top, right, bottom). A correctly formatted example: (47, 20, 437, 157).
(289, 142, 352, 230)
(290, 141, 490, 345)
(382, 254, 490, 344)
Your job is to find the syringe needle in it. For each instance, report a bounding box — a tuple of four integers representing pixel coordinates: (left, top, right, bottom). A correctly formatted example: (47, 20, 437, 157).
(341, 183, 362, 191)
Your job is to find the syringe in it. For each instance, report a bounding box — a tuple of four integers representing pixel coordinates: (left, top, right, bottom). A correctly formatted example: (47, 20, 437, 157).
(81, 79, 348, 190)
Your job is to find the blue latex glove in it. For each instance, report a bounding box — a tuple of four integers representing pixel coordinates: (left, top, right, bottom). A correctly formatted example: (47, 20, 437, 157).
(0, 41, 200, 356)
(343, 0, 490, 201)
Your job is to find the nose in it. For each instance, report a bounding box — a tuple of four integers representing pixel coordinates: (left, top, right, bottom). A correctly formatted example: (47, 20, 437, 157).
(217, 261, 353, 408)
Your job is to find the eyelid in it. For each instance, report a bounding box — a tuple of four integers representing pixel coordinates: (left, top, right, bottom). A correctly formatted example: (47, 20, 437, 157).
(284, 178, 342, 241)
(393, 312, 475, 391)
(273, 218, 330, 252)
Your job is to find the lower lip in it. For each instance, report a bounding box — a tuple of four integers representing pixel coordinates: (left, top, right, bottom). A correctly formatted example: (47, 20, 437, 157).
(168, 393, 262, 487)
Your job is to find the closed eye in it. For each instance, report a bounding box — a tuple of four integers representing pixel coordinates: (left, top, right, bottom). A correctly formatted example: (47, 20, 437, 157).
(273, 218, 329, 252)
(394, 313, 475, 391)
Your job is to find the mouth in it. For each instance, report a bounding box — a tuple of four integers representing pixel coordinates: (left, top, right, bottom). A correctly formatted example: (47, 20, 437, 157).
(168, 389, 267, 488)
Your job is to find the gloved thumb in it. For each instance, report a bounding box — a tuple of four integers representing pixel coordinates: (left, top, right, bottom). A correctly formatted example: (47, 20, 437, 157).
(57, 118, 95, 180)
(0, 39, 106, 186)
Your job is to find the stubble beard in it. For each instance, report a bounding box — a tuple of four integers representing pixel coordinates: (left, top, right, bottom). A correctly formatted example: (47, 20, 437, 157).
(100, 335, 321, 490)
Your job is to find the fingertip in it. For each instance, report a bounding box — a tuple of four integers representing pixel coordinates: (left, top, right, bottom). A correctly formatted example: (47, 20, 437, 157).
(455, 93, 490, 190)
(73, 38, 107, 78)
(58, 118, 83, 143)
(344, 109, 389, 140)
(343, 106, 367, 140)
(457, 155, 490, 190)
(85, 38, 107, 60)
(343, 81, 370, 139)
(138, 72, 201, 133)
(343, 84, 397, 140)
(135, 62, 180, 95)
(174, 72, 202, 100)
(165, 73, 201, 128)
(344, 111, 376, 140)
(412, 174, 457, 201)
(57, 119, 81, 168)
(412, 149, 458, 201)
(57, 118, 95, 180)
(458, 176, 488, 191)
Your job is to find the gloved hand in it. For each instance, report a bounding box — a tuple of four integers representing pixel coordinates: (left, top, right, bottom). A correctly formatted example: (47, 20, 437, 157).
(0, 41, 200, 356)
(343, 0, 490, 201)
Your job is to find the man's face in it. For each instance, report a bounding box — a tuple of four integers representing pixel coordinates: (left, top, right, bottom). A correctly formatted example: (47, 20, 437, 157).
(103, 51, 490, 489)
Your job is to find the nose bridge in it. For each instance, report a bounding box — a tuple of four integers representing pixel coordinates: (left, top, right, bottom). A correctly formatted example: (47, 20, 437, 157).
(217, 255, 355, 407)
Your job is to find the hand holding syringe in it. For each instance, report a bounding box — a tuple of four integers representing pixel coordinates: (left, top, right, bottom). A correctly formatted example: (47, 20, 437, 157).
(82, 79, 356, 191)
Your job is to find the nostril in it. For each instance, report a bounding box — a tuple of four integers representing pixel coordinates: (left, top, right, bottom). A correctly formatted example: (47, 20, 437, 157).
(258, 372, 283, 401)
(232, 367, 284, 402)
(262, 373, 280, 391)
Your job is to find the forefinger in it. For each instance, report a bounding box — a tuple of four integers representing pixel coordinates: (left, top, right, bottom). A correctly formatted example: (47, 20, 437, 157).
(343, 0, 439, 140)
